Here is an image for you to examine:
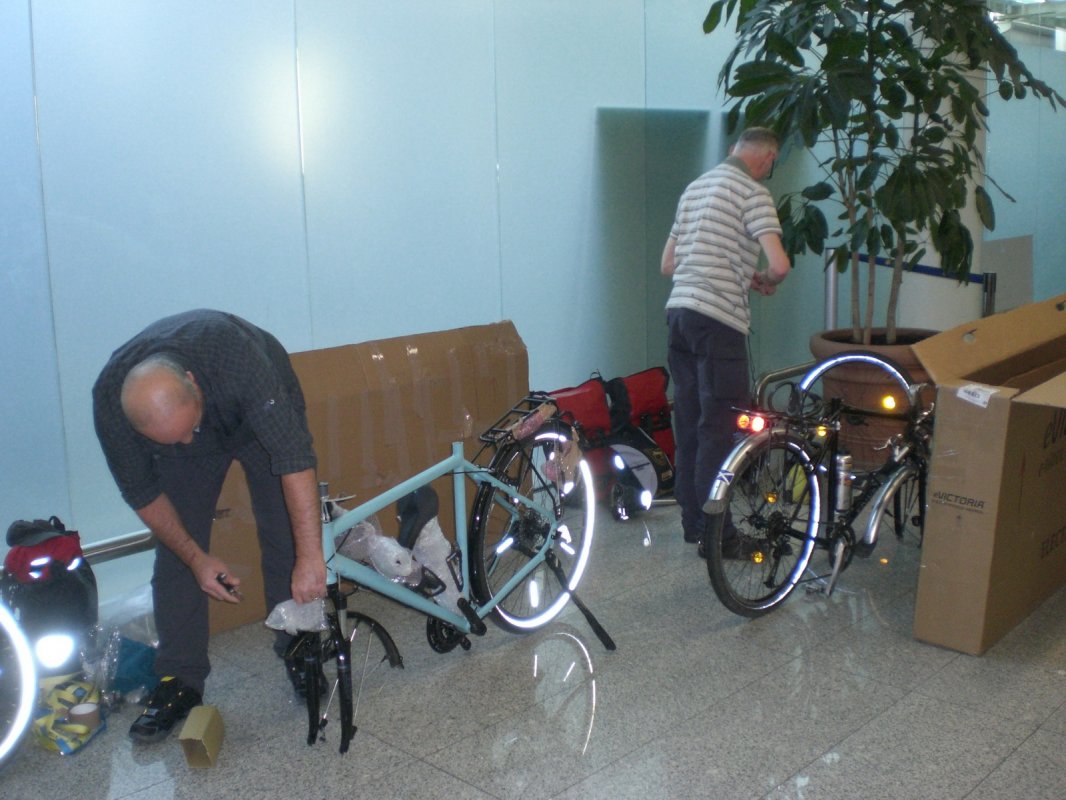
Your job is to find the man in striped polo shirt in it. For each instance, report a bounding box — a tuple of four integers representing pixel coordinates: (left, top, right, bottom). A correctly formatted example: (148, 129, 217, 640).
(661, 127, 791, 556)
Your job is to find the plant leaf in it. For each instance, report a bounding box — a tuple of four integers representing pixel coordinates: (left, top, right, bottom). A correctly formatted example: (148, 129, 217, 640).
(802, 181, 834, 201)
(974, 185, 996, 231)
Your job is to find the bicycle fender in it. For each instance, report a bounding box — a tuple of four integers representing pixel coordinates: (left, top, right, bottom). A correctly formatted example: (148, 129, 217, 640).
(702, 429, 775, 515)
(859, 461, 919, 557)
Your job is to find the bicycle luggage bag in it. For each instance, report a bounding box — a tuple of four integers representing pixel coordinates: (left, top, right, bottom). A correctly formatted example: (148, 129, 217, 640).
(605, 366, 675, 464)
(548, 376, 613, 500)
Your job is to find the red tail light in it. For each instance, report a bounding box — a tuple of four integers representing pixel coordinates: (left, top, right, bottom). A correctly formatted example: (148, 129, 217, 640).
(737, 413, 767, 433)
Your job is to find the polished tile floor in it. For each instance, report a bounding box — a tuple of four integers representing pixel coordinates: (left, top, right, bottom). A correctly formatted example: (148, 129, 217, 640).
(5, 502, 1066, 799)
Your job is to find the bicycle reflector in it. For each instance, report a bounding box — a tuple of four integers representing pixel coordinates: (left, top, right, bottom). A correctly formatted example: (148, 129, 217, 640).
(737, 413, 767, 433)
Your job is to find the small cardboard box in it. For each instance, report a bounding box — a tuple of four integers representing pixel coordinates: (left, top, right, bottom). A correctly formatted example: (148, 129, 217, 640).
(208, 321, 529, 634)
(912, 294, 1066, 655)
(179, 705, 225, 768)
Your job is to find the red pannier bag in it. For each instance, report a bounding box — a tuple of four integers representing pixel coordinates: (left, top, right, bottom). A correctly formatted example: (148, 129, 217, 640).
(605, 366, 675, 465)
(548, 376, 613, 500)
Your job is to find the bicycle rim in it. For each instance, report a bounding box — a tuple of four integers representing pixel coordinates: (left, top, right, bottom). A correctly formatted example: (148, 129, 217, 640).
(470, 423, 595, 632)
(707, 434, 820, 617)
(0, 603, 36, 768)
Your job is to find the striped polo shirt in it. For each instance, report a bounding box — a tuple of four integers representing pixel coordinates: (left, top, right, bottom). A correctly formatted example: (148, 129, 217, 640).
(665, 156, 782, 335)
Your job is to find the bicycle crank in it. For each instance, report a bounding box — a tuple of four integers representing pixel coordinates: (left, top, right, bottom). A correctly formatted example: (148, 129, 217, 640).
(425, 618, 471, 653)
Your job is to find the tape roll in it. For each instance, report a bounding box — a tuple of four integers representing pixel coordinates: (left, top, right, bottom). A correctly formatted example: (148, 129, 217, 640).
(68, 702, 101, 730)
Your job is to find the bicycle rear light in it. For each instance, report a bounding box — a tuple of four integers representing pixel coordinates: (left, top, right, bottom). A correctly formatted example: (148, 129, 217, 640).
(737, 413, 767, 433)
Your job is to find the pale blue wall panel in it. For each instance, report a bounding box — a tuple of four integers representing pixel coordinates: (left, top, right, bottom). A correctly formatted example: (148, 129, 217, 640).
(31, 1, 312, 536)
(298, 0, 501, 347)
(986, 43, 1066, 303)
(0, 1, 70, 526)
(495, 0, 647, 389)
(645, 0, 732, 110)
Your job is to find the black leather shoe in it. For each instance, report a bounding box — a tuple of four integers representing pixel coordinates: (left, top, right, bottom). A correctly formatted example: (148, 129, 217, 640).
(129, 676, 202, 743)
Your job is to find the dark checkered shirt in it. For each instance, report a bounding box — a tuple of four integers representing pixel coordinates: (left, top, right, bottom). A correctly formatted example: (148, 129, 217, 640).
(92, 310, 317, 510)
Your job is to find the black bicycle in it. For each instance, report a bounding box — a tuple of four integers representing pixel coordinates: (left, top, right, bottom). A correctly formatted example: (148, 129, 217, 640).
(703, 352, 934, 617)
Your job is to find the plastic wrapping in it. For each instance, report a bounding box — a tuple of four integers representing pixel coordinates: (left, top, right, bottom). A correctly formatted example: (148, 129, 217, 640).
(97, 582, 157, 647)
(264, 598, 328, 635)
(334, 515, 423, 587)
(412, 518, 461, 614)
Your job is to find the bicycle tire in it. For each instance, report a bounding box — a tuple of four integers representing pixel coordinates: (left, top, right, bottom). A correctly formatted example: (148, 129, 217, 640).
(0, 603, 36, 769)
(469, 420, 595, 632)
(798, 350, 915, 407)
(706, 432, 821, 617)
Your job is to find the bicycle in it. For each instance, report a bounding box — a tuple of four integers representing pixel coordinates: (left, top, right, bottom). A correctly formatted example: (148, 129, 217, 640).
(0, 599, 37, 769)
(288, 393, 615, 753)
(702, 351, 934, 617)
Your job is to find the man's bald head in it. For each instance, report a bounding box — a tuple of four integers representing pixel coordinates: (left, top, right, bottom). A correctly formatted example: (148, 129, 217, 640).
(121, 355, 203, 445)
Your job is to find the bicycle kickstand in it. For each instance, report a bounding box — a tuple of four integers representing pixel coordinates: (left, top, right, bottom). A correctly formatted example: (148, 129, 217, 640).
(824, 537, 848, 597)
(544, 550, 616, 651)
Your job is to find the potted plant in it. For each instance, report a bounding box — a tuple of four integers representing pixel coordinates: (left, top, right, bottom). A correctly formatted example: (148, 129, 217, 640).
(704, 0, 1063, 465)
(704, 0, 1063, 347)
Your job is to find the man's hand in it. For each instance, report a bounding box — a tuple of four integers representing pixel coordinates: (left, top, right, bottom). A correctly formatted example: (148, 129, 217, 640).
(138, 494, 241, 603)
(291, 555, 327, 604)
(751, 272, 778, 296)
(190, 552, 242, 604)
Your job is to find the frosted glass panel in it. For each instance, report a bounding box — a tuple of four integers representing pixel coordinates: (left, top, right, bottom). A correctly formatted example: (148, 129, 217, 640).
(31, 2, 312, 535)
(297, 1, 500, 346)
(495, 0, 647, 388)
(985, 42, 1066, 304)
(0, 1, 69, 522)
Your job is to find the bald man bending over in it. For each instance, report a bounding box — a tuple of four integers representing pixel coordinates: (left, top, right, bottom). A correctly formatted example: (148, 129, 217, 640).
(93, 309, 326, 743)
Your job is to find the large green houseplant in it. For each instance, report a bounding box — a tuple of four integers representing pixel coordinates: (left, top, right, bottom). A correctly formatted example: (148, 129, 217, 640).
(705, 0, 1063, 345)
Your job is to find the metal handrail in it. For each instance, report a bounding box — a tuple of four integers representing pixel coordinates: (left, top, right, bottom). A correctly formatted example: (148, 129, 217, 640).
(754, 360, 816, 408)
(83, 529, 155, 565)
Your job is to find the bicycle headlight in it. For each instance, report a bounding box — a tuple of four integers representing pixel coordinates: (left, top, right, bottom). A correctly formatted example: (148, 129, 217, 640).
(34, 632, 77, 671)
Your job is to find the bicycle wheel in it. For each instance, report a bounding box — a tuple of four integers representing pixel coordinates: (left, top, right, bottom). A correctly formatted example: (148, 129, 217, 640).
(470, 420, 595, 632)
(863, 461, 925, 555)
(0, 602, 37, 769)
(706, 433, 821, 617)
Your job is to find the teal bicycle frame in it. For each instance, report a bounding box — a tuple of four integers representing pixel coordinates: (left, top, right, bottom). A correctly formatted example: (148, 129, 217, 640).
(320, 440, 578, 633)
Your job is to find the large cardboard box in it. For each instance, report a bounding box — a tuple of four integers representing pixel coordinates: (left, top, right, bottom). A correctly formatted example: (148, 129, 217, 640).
(209, 321, 528, 634)
(912, 294, 1066, 655)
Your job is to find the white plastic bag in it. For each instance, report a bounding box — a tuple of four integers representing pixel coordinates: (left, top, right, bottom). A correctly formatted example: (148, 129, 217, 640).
(264, 598, 327, 635)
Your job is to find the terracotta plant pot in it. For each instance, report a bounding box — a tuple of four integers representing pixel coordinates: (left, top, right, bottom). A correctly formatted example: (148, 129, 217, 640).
(808, 328, 936, 470)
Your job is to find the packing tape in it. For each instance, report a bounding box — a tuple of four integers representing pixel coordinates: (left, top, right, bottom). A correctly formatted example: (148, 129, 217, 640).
(68, 702, 101, 730)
